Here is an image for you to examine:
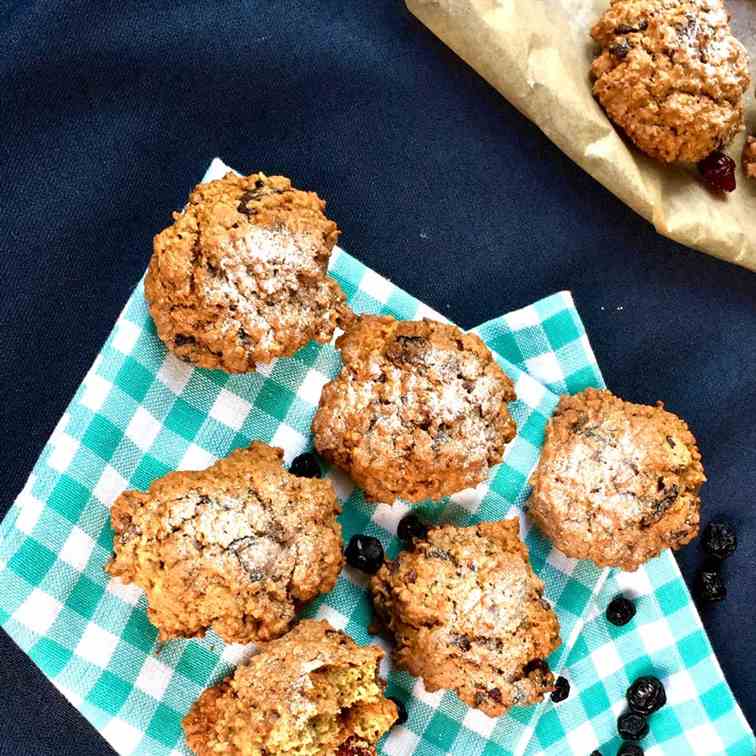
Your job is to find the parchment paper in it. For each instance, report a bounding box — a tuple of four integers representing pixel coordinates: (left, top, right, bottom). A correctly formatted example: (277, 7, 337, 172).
(406, 0, 756, 271)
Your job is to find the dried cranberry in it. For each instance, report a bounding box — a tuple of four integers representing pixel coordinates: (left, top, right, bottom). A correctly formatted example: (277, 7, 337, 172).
(697, 151, 736, 193)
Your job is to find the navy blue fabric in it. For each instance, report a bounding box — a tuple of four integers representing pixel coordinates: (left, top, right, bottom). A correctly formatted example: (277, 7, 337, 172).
(1, 1, 754, 753)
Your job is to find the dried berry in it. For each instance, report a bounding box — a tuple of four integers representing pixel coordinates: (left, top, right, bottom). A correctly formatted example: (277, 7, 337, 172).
(618, 711, 650, 740)
(627, 676, 666, 716)
(397, 513, 429, 543)
(289, 452, 322, 479)
(697, 151, 736, 193)
(345, 535, 384, 575)
(617, 744, 644, 756)
(523, 658, 550, 675)
(388, 696, 408, 725)
(606, 595, 636, 626)
(609, 40, 630, 58)
(697, 568, 727, 602)
(551, 676, 570, 703)
(589, 752, 603, 756)
(702, 521, 737, 561)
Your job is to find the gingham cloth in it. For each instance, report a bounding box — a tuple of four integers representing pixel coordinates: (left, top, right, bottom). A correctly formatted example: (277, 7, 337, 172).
(0, 160, 751, 756)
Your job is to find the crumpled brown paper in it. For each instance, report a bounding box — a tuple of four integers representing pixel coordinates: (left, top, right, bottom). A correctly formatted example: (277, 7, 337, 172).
(406, 0, 756, 271)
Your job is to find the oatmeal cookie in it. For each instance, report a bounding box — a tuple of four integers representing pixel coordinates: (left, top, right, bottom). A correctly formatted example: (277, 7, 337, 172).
(183, 619, 398, 756)
(106, 443, 343, 643)
(529, 388, 705, 571)
(744, 135, 756, 178)
(145, 171, 350, 372)
(312, 316, 516, 503)
(591, 0, 750, 163)
(370, 520, 560, 717)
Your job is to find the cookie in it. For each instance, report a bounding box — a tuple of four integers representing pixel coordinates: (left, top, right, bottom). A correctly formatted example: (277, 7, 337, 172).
(312, 316, 516, 503)
(145, 171, 350, 372)
(106, 442, 343, 643)
(744, 135, 756, 178)
(529, 388, 705, 571)
(183, 619, 398, 756)
(591, 0, 750, 163)
(370, 520, 560, 717)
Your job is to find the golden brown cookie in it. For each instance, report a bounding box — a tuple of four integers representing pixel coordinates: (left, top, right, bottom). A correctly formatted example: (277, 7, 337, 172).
(106, 443, 343, 643)
(312, 316, 516, 504)
(591, 0, 750, 163)
(183, 619, 398, 756)
(744, 135, 756, 178)
(529, 388, 705, 571)
(370, 520, 560, 717)
(145, 171, 350, 373)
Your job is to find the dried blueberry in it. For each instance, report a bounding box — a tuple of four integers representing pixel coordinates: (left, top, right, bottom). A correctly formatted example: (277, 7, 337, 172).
(397, 513, 429, 543)
(523, 658, 550, 675)
(702, 521, 737, 560)
(388, 696, 408, 725)
(606, 595, 636, 626)
(609, 40, 630, 58)
(627, 676, 666, 715)
(289, 452, 322, 479)
(617, 745, 644, 756)
(697, 151, 736, 193)
(697, 568, 727, 602)
(345, 535, 384, 575)
(618, 711, 650, 740)
(551, 676, 570, 703)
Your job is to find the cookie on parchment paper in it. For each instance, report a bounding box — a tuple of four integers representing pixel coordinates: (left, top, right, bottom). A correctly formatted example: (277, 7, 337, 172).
(145, 171, 350, 373)
(370, 520, 560, 718)
(106, 442, 343, 644)
(183, 619, 398, 756)
(591, 0, 750, 163)
(312, 315, 517, 504)
(529, 388, 705, 571)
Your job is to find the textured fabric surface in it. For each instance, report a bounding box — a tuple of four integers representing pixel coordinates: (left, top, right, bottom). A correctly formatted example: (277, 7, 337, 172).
(3, 3, 756, 754)
(0, 160, 752, 755)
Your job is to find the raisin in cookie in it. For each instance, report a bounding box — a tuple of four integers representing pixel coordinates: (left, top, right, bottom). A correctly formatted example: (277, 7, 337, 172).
(370, 520, 560, 717)
(106, 442, 343, 643)
(591, 0, 750, 163)
(744, 135, 756, 178)
(183, 620, 398, 756)
(529, 388, 705, 571)
(145, 171, 350, 372)
(312, 316, 516, 503)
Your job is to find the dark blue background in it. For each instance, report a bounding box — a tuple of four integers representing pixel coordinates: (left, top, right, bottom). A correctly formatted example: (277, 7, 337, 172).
(1, 2, 754, 754)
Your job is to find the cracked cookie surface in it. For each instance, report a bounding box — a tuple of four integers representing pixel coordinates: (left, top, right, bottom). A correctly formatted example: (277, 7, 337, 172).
(106, 443, 343, 643)
(529, 388, 705, 571)
(744, 135, 756, 178)
(591, 0, 750, 163)
(370, 520, 560, 717)
(312, 316, 516, 503)
(145, 171, 350, 372)
(183, 619, 398, 756)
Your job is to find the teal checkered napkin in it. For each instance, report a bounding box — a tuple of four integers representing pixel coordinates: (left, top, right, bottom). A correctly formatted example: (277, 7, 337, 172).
(0, 159, 751, 756)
